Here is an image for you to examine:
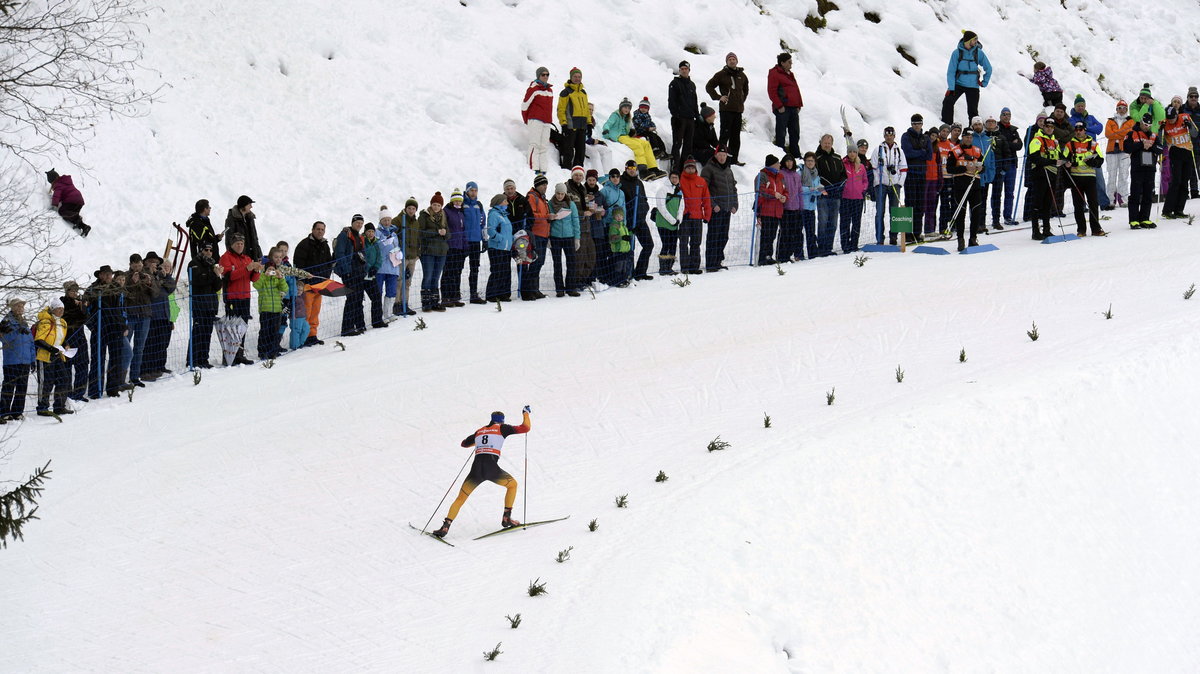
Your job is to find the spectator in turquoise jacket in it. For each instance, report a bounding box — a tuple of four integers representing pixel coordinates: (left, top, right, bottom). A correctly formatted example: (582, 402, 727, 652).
(547, 183, 581, 297)
(485, 194, 515, 301)
(941, 31, 992, 125)
(1, 297, 37, 422)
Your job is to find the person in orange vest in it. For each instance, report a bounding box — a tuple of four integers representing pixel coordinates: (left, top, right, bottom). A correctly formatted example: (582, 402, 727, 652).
(1124, 113, 1163, 229)
(944, 129, 985, 250)
(1064, 122, 1106, 236)
(433, 407, 532, 539)
(1160, 105, 1199, 219)
(1027, 117, 1065, 240)
(1104, 101, 1135, 207)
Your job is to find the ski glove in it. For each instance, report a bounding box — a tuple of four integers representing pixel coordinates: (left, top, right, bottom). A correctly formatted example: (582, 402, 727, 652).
(522, 405, 532, 413)
(574, 239, 580, 251)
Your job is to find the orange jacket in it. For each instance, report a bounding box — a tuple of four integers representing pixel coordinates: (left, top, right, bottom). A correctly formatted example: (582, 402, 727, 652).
(679, 171, 712, 220)
(525, 188, 550, 238)
(1162, 114, 1195, 151)
(1105, 117, 1135, 153)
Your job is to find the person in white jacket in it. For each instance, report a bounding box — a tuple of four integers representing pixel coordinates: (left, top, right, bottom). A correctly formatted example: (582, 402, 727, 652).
(874, 126, 908, 245)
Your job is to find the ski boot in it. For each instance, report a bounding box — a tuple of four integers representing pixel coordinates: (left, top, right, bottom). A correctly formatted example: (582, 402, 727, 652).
(431, 518, 452, 538)
(501, 508, 521, 529)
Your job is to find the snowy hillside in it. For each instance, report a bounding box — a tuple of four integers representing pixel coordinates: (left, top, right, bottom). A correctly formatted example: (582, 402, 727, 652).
(34, 0, 1200, 275)
(5, 0, 1200, 672)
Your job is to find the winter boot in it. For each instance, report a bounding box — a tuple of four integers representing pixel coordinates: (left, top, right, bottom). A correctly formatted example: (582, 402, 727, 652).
(968, 236, 979, 248)
(502, 507, 521, 529)
(658, 254, 676, 275)
(956, 235, 966, 252)
(1041, 224, 1053, 239)
(431, 518, 452, 538)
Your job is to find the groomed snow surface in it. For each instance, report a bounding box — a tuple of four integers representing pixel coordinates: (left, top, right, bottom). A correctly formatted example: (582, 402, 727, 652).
(6, 223, 1200, 672)
(5, 0, 1200, 671)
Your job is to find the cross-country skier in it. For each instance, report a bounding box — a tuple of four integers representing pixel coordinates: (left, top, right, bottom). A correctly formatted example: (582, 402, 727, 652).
(432, 406, 532, 539)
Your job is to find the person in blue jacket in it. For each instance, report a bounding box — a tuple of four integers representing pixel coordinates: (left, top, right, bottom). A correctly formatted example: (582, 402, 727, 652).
(941, 31, 992, 125)
(485, 194, 515, 301)
(1068, 94, 1111, 210)
(1, 298, 36, 422)
(462, 182, 487, 304)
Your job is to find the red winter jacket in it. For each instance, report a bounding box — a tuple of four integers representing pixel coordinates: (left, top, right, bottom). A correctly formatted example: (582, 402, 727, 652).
(51, 175, 85, 207)
(219, 250, 260, 300)
(679, 171, 712, 220)
(756, 167, 788, 218)
(522, 81, 555, 124)
(767, 65, 803, 111)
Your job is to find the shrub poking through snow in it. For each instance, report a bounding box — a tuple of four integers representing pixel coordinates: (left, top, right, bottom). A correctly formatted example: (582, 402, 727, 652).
(854, 254, 869, 267)
(413, 317, 427, 330)
(528, 578, 548, 596)
(483, 643, 503, 661)
(707, 436, 731, 452)
(588, 518, 598, 532)
(895, 365, 905, 383)
(763, 412, 772, 428)
(1028, 322, 1039, 341)
(826, 387, 835, 405)
(776, 263, 786, 275)
(655, 470, 669, 482)
(614, 493, 628, 508)
(555, 546, 573, 563)
(959, 348, 967, 363)
(1185, 284, 1196, 300)
(193, 370, 202, 386)
(506, 614, 521, 629)
(672, 275, 691, 287)
(1103, 304, 1113, 319)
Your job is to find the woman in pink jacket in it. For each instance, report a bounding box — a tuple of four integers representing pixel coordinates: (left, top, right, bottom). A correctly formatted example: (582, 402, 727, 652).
(840, 143, 870, 253)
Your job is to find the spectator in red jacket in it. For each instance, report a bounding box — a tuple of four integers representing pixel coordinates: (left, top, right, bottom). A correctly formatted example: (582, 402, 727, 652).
(218, 233, 262, 365)
(767, 53, 803, 158)
(522, 66, 555, 175)
(678, 158, 711, 274)
(756, 154, 788, 265)
(46, 169, 90, 237)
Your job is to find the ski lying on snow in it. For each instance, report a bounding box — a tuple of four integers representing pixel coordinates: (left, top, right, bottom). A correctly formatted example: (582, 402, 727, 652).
(473, 516, 571, 541)
(409, 523, 455, 546)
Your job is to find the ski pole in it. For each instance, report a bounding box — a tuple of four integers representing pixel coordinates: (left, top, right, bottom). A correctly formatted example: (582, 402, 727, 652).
(523, 434, 529, 525)
(1043, 167, 1068, 236)
(420, 448, 474, 533)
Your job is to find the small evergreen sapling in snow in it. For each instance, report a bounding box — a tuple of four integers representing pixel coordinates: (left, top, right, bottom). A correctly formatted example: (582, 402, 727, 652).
(261, 359, 274, 369)
(1185, 284, 1196, 300)
(483, 643, 503, 661)
(706, 435, 731, 452)
(672, 274, 691, 287)
(528, 578, 548, 596)
(193, 370, 202, 386)
(763, 412, 772, 428)
(655, 470, 669, 482)
(555, 546, 573, 563)
(506, 614, 522, 629)
(959, 348, 967, 363)
(826, 387, 835, 405)
(895, 365, 905, 383)
(614, 493, 628, 508)
(1103, 303, 1113, 319)
(412, 317, 427, 331)
(776, 263, 786, 276)
(588, 518, 598, 531)
(1027, 322, 1039, 341)
(853, 254, 870, 267)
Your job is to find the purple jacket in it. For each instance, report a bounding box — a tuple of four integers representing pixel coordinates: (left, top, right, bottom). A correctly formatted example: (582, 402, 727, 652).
(443, 203, 467, 250)
(51, 175, 85, 207)
(781, 166, 804, 210)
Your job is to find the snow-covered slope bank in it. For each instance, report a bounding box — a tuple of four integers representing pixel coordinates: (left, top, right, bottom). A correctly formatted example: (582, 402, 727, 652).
(36, 0, 1200, 278)
(6, 222, 1200, 671)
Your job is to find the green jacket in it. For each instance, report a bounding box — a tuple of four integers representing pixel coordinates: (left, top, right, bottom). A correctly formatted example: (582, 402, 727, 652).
(608, 218, 631, 253)
(418, 209, 450, 257)
(654, 190, 682, 231)
(253, 269, 289, 313)
(364, 237, 381, 274)
(1129, 98, 1166, 131)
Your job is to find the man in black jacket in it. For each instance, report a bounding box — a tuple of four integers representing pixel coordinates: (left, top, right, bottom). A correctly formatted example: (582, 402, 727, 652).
(188, 199, 220, 259)
(225, 195, 261, 261)
(668, 61, 700, 172)
(705, 52, 750, 166)
(701, 146, 738, 271)
(60, 281, 89, 400)
(813, 135, 847, 256)
(990, 109, 1023, 227)
(293, 222, 333, 346)
(620, 161, 656, 280)
(187, 243, 223, 368)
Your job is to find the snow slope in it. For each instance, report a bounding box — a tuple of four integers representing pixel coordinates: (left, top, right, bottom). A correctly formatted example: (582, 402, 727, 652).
(33, 0, 1200, 280)
(5, 225, 1200, 672)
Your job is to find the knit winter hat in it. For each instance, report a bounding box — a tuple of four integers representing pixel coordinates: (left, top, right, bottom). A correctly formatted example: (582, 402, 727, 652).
(351, 213, 364, 223)
(405, 197, 419, 209)
(236, 195, 254, 209)
(625, 160, 638, 168)
(638, 97, 650, 109)
(962, 30, 978, 43)
(571, 166, 585, 177)
(726, 52, 737, 61)
(569, 67, 582, 78)
(536, 66, 549, 79)
(701, 104, 716, 120)
(765, 153, 779, 167)
(684, 158, 699, 171)
(379, 205, 392, 220)
(1139, 84, 1152, 98)
(607, 168, 621, 178)
(1142, 113, 1154, 124)
(46, 169, 60, 184)
(1074, 93, 1085, 106)
(619, 97, 632, 110)
(970, 116, 983, 126)
(1116, 100, 1128, 108)
(450, 188, 464, 203)
(503, 178, 516, 189)
(427, 191, 442, 206)
(586, 169, 599, 180)
(466, 181, 479, 192)
(1189, 86, 1198, 97)
(534, 174, 549, 187)
(1000, 107, 1011, 115)
(364, 222, 375, 232)
(48, 298, 64, 312)
(554, 183, 568, 194)
(678, 60, 690, 70)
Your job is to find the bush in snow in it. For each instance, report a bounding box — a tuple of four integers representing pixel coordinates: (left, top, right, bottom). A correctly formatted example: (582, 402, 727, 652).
(555, 546, 573, 563)
(706, 436, 731, 452)
(483, 643, 503, 661)
(588, 518, 598, 532)
(505, 614, 521, 629)
(655, 470, 669, 482)
(614, 494, 628, 508)
(895, 365, 905, 383)
(826, 387, 835, 405)
(1027, 322, 1039, 341)
(0, 460, 52, 549)
(528, 578, 548, 596)
(1185, 284, 1196, 300)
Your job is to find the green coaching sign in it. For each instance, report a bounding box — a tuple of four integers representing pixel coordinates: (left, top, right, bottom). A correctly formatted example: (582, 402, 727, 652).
(890, 206, 914, 234)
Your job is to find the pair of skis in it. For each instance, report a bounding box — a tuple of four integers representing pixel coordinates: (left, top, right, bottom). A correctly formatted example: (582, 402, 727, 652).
(408, 516, 570, 547)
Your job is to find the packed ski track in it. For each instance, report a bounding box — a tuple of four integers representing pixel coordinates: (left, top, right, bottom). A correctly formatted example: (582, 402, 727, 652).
(5, 0, 1200, 671)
